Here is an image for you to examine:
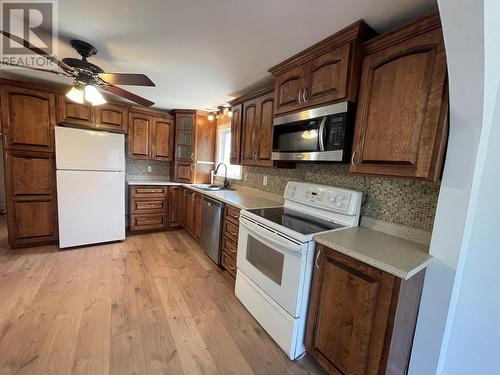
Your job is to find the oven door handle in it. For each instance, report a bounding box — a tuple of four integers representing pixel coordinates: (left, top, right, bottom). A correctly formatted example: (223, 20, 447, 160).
(318, 116, 326, 152)
(240, 217, 303, 255)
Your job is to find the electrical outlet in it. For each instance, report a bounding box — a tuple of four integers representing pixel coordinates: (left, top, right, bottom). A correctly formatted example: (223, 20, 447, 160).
(263, 176, 268, 186)
(147, 166, 152, 173)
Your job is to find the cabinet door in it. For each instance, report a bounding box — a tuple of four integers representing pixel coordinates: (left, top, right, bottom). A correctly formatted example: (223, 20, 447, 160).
(4, 150, 57, 247)
(128, 113, 152, 159)
(57, 95, 94, 128)
(95, 104, 129, 133)
(273, 65, 307, 115)
(175, 113, 195, 161)
(1, 86, 56, 152)
(152, 117, 173, 161)
(255, 93, 274, 167)
(193, 193, 202, 242)
(184, 190, 194, 235)
(168, 186, 183, 227)
(174, 161, 193, 183)
(306, 245, 399, 375)
(229, 104, 243, 165)
(240, 99, 258, 166)
(350, 28, 448, 181)
(305, 43, 350, 107)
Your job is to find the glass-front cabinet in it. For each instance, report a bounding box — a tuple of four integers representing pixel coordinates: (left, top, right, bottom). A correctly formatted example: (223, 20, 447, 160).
(175, 113, 195, 161)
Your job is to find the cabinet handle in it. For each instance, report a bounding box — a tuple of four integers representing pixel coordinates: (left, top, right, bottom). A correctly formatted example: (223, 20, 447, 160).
(297, 88, 303, 104)
(191, 152, 194, 161)
(351, 149, 357, 167)
(302, 87, 308, 103)
(315, 249, 321, 269)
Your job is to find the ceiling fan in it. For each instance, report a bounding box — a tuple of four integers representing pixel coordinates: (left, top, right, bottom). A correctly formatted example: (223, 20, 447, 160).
(0, 30, 155, 106)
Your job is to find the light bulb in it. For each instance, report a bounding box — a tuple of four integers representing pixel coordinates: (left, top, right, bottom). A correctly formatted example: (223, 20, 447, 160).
(66, 86, 84, 104)
(208, 114, 214, 121)
(84, 85, 107, 106)
(227, 109, 233, 118)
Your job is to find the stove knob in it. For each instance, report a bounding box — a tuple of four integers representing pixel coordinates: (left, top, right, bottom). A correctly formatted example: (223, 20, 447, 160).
(337, 194, 346, 200)
(329, 197, 336, 202)
(335, 202, 343, 209)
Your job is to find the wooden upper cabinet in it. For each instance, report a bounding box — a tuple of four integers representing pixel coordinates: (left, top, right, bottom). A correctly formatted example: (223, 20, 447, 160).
(1, 86, 56, 152)
(94, 104, 128, 133)
(128, 112, 152, 159)
(57, 96, 93, 127)
(269, 20, 374, 116)
(350, 14, 448, 181)
(240, 99, 258, 165)
(274, 65, 307, 115)
(305, 44, 350, 107)
(255, 92, 274, 167)
(152, 117, 173, 161)
(174, 113, 195, 162)
(229, 103, 243, 165)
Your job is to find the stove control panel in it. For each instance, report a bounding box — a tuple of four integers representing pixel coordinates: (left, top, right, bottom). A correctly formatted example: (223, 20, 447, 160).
(285, 181, 362, 215)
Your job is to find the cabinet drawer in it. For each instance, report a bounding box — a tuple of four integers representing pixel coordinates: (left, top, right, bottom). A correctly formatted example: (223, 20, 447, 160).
(222, 236, 238, 260)
(223, 219, 239, 243)
(130, 198, 167, 214)
(130, 213, 168, 231)
(131, 185, 168, 198)
(221, 251, 237, 278)
(224, 204, 240, 225)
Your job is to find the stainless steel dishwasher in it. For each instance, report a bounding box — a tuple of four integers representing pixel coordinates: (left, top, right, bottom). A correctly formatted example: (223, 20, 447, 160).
(200, 196, 224, 265)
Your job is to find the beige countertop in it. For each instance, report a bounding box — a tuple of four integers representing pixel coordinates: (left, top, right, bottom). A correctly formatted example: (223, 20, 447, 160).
(127, 180, 183, 186)
(314, 227, 433, 280)
(185, 185, 283, 210)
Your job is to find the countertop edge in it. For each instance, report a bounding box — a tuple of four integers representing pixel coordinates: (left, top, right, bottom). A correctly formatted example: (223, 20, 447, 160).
(314, 236, 433, 280)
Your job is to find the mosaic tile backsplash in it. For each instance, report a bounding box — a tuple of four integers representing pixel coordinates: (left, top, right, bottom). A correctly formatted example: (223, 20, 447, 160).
(126, 159, 170, 178)
(232, 164, 440, 232)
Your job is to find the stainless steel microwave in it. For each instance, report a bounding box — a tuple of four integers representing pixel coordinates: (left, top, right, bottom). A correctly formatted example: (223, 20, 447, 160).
(272, 102, 354, 162)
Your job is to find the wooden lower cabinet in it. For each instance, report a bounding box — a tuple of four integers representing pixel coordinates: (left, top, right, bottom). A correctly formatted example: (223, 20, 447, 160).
(168, 186, 183, 227)
(305, 244, 425, 375)
(4, 150, 58, 248)
(221, 204, 240, 277)
(129, 185, 178, 232)
(183, 188, 202, 242)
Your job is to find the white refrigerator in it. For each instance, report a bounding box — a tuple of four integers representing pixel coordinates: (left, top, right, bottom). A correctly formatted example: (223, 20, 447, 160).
(55, 126, 126, 248)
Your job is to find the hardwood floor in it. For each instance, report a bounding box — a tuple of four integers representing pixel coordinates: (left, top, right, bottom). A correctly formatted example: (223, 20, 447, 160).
(0, 217, 324, 375)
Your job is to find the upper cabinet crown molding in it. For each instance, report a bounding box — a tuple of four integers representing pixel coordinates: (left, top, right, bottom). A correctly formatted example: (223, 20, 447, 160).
(269, 20, 376, 116)
(349, 12, 448, 181)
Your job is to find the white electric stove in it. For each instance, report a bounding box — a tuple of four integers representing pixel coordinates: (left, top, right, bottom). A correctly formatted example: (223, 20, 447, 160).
(235, 181, 362, 359)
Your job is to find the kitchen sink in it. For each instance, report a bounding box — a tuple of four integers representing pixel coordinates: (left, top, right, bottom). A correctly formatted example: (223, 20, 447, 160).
(191, 184, 233, 191)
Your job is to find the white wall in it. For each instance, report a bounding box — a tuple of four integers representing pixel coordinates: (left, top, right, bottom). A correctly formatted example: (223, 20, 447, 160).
(410, 1, 500, 374)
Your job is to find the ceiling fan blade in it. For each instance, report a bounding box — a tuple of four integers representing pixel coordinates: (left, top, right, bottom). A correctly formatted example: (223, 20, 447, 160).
(98, 73, 155, 86)
(104, 85, 154, 107)
(0, 30, 75, 73)
(0, 61, 73, 77)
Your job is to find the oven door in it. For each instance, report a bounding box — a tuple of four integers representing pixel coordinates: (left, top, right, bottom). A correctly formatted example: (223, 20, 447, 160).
(237, 215, 309, 317)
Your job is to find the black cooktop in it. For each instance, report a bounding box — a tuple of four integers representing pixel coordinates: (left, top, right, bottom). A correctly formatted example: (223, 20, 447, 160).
(248, 207, 344, 235)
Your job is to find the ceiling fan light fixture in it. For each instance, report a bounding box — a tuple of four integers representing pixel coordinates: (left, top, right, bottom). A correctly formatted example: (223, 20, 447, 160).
(66, 85, 84, 104)
(84, 85, 107, 106)
(208, 113, 214, 121)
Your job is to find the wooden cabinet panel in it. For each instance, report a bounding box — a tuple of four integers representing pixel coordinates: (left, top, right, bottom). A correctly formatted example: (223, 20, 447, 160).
(57, 96, 93, 127)
(128, 113, 152, 159)
(130, 198, 167, 214)
(274, 65, 307, 115)
(222, 236, 237, 260)
(130, 186, 168, 198)
(229, 104, 243, 165)
(241, 99, 257, 165)
(152, 118, 173, 161)
(193, 193, 202, 242)
(1, 86, 56, 152)
(255, 93, 274, 167)
(168, 186, 183, 227)
(306, 244, 425, 375)
(350, 17, 448, 181)
(184, 189, 194, 235)
(175, 113, 195, 161)
(6, 151, 54, 196)
(224, 204, 240, 226)
(130, 213, 168, 231)
(174, 161, 193, 183)
(95, 104, 128, 133)
(223, 219, 239, 243)
(305, 44, 350, 107)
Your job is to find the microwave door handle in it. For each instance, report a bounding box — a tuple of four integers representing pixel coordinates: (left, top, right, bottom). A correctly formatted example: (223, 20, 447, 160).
(318, 116, 327, 152)
(240, 218, 302, 255)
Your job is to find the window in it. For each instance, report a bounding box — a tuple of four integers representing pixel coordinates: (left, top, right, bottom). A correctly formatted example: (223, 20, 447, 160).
(216, 128, 242, 180)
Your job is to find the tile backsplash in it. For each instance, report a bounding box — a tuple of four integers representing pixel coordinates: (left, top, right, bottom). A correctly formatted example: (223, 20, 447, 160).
(231, 164, 440, 232)
(126, 159, 170, 178)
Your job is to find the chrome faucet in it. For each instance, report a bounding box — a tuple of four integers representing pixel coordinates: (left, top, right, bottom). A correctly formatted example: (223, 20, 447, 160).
(214, 162, 230, 188)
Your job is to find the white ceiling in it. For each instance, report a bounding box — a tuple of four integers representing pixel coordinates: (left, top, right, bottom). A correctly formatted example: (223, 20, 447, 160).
(0, 0, 437, 111)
